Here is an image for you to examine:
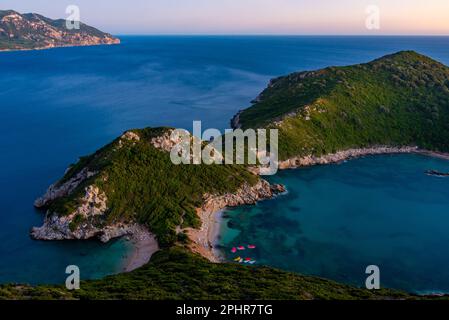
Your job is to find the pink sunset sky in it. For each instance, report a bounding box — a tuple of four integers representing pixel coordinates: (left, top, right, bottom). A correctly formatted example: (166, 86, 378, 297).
(1, 0, 449, 35)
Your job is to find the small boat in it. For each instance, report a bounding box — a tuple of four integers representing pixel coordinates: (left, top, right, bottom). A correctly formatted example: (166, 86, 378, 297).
(247, 245, 256, 249)
(237, 246, 245, 250)
(238, 258, 243, 263)
(426, 170, 449, 177)
(233, 256, 242, 262)
(231, 247, 237, 253)
(244, 258, 252, 261)
(249, 260, 256, 265)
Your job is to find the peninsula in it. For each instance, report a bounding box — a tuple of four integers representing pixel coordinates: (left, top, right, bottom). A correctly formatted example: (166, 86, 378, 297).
(233, 51, 449, 168)
(0, 10, 119, 51)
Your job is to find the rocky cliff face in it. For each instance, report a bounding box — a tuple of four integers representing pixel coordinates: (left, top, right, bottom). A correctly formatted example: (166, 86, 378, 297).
(31, 132, 144, 242)
(32, 185, 121, 242)
(150, 129, 181, 152)
(0, 10, 119, 51)
(32, 182, 153, 243)
(230, 111, 243, 129)
(201, 180, 285, 211)
(34, 168, 97, 208)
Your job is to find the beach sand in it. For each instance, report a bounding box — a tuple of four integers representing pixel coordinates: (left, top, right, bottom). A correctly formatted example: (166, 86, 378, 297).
(124, 225, 160, 272)
(186, 208, 224, 263)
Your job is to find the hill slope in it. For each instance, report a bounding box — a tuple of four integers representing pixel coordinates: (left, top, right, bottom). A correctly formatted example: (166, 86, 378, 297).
(0, 247, 417, 300)
(31, 127, 270, 247)
(0, 10, 119, 51)
(235, 51, 449, 160)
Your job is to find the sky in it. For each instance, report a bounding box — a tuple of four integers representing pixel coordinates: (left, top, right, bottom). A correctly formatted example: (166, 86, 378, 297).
(1, 0, 449, 35)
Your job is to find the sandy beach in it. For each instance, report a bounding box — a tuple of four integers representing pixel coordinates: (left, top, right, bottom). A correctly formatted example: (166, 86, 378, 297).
(186, 207, 224, 263)
(124, 225, 160, 272)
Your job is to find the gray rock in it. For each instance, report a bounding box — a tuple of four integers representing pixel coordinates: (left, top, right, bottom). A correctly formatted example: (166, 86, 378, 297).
(34, 168, 97, 208)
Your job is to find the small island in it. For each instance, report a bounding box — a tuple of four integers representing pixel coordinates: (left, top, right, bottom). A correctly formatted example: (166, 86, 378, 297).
(0, 10, 119, 52)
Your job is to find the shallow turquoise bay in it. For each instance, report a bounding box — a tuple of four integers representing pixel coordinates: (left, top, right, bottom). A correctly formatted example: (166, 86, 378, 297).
(220, 154, 449, 293)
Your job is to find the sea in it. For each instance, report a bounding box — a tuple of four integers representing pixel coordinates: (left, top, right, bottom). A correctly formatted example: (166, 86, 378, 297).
(1, 36, 449, 290)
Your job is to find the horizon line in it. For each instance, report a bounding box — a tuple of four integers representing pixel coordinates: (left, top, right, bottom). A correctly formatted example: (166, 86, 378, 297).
(113, 34, 449, 37)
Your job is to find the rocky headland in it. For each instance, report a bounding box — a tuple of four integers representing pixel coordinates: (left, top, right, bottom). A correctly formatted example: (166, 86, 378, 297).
(0, 10, 119, 52)
(31, 127, 285, 264)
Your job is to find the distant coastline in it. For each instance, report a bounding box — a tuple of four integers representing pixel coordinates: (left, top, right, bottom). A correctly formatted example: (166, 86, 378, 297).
(0, 10, 120, 52)
(0, 42, 120, 53)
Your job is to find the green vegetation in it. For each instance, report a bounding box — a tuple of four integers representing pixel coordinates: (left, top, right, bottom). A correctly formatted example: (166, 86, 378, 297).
(238, 51, 449, 160)
(0, 247, 419, 300)
(47, 127, 258, 246)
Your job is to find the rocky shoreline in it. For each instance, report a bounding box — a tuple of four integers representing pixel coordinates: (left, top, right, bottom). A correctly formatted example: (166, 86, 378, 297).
(31, 217, 143, 243)
(32, 187, 158, 259)
(32, 183, 117, 242)
(186, 179, 286, 262)
(31, 131, 146, 242)
(276, 146, 449, 170)
(0, 42, 120, 53)
(34, 168, 97, 208)
(32, 177, 285, 267)
(278, 146, 420, 170)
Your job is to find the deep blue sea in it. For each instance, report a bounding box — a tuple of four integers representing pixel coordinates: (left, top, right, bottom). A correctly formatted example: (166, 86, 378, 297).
(1, 36, 449, 287)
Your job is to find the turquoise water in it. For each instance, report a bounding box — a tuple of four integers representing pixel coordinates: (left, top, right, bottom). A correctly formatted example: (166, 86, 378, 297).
(220, 154, 449, 293)
(1, 36, 449, 285)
